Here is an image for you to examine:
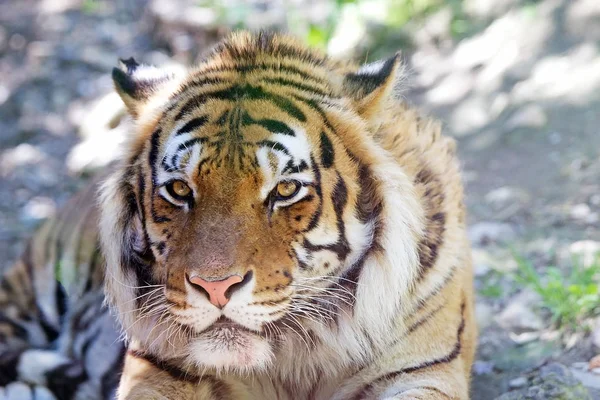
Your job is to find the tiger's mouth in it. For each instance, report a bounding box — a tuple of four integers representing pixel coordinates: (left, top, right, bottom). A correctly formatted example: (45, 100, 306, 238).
(187, 316, 275, 370)
(204, 316, 262, 336)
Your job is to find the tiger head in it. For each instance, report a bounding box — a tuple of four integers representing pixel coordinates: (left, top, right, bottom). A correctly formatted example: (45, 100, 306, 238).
(99, 32, 423, 374)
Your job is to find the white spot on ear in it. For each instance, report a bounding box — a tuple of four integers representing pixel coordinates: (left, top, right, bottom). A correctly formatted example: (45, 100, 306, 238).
(131, 64, 184, 83)
(357, 60, 386, 75)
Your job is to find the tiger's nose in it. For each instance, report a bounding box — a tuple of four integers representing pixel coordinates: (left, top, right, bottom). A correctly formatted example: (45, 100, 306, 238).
(187, 272, 252, 308)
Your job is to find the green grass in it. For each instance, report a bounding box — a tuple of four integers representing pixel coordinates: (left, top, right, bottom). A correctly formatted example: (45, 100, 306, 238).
(81, 0, 101, 15)
(514, 253, 600, 330)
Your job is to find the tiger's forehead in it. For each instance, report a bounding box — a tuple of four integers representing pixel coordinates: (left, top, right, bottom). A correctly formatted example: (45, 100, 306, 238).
(152, 94, 318, 193)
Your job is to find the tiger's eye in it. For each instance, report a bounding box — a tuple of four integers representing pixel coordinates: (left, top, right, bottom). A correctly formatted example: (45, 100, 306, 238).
(172, 180, 191, 197)
(276, 181, 299, 199)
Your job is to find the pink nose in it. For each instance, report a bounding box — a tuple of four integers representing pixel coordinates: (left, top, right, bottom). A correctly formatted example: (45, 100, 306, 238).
(188, 274, 243, 308)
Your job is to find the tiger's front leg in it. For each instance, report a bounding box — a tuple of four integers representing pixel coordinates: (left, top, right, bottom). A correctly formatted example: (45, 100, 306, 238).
(117, 352, 196, 400)
(352, 362, 470, 400)
(118, 350, 251, 400)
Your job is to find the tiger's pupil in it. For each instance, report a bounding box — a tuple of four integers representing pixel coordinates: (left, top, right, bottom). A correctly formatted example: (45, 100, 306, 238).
(277, 182, 298, 198)
(172, 181, 191, 197)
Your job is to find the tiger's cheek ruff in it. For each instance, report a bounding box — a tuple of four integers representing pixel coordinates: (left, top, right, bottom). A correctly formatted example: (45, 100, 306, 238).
(353, 158, 424, 340)
(98, 172, 141, 333)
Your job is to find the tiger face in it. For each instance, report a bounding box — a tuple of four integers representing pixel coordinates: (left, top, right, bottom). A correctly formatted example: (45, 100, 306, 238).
(100, 32, 420, 373)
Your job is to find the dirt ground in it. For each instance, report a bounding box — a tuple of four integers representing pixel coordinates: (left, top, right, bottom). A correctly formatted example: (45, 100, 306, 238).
(1, 0, 599, 398)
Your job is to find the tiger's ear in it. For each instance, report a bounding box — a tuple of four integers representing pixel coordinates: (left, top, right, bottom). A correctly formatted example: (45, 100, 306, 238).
(342, 53, 402, 118)
(112, 58, 181, 118)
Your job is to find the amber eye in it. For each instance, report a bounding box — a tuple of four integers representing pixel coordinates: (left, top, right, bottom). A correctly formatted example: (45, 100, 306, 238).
(166, 180, 193, 201)
(275, 181, 300, 200)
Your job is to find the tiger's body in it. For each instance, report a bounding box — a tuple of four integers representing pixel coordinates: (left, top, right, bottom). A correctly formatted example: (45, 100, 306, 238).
(1, 32, 476, 399)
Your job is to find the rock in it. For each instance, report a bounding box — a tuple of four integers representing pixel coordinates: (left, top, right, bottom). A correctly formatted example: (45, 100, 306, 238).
(474, 262, 491, 277)
(485, 186, 530, 208)
(509, 331, 540, 345)
(570, 368, 600, 390)
(572, 362, 589, 371)
(496, 363, 592, 400)
(0, 144, 46, 174)
(468, 222, 517, 246)
(509, 376, 528, 389)
(21, 196, 56, 221)
(570, 203, 599, 224)
(476, 302, 495, 330)
(473, 360, 495, 375)
(506, 104, 548, 130)
(569, 241, 600, 268)
(495, 290, 544, 332)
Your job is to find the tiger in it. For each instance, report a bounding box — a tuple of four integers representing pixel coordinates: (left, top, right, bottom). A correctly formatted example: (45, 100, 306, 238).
(0, 31, 476, 399)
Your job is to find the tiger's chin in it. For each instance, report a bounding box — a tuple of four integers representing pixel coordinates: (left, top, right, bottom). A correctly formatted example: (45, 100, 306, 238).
(188, 325, 274, 372)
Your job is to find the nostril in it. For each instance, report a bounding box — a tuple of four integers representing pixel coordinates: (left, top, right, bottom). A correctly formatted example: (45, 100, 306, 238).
(224, 271, 253, 299)
(187, 274, 211, 298)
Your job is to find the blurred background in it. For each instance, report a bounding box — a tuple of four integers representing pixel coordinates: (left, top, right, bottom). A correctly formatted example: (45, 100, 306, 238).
(0, 0, 599, 398)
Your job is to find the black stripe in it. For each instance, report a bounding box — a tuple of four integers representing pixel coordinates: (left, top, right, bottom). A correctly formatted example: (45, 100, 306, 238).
(86, 247, 102, 293)
(170, 137, 207, 167)
(352, 301, 466, 400)
(304, 158, 323, 232)
(21, 241, 35, 290)
(55, 281, 68, 320)
(148, 128, 162, 184)
(415, 168, 446, 280)
(128, 350, 199, 383)
(38, 311, 60, 343)
(0, 347, 25, 385)
(300, 174, 350, 273)
(206, 375, 234, 400)
(389, 386, 453, 399)
(258, 140, 290, 155)
(291, 95, 338, 137)
(178, 75, 229, 92)
(46, 361, 88, 400)
(241, 111, 295, 136)
(0, 314, 28, 340)
(329, 175, 351, 262)
(262, 77, 332, 98)
(407, 302, 445, 334)
(101, 344, 126, 400)
(201, 85, 308, 122)
(282, 159, 309, 174)
(176, 116, 208, 136)
(319, 131, 334, 168)
(199, 62, 325, 86)
(412, 265, 457, 313)
(302, 236, 349, 262)
(356, 164, 383, 224)
(152, 215, 172, 223)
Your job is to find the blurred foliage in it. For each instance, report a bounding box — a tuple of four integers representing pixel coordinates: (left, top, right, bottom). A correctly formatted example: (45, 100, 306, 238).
(514, 253, 600, 330)
(202, 0, 470, 60)
(81, 0, 102, 15)
(478, 271, 505, 299)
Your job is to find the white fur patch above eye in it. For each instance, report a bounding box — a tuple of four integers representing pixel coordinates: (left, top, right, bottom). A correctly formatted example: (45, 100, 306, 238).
(256, 127, 314, 201)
